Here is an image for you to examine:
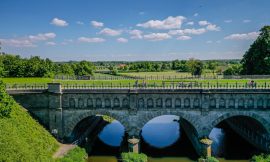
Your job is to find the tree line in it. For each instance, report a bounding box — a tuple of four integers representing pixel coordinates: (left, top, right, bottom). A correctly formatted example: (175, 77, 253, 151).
(0, 55, 95, 77)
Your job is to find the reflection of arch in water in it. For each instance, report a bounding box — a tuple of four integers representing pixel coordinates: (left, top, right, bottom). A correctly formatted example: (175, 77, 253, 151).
(208, 112, 270, 154)
(66, 110, 128, 139)
(209, 112, 270, 135)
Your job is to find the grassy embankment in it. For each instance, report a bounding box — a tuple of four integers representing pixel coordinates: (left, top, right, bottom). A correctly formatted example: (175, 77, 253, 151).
(0, 80, 87, 161)
(0, 80, 58, 161)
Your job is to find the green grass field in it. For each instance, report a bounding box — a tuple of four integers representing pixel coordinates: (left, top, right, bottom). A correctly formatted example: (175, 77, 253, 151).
(2, 77, 270, 88)
(118, 71, 218, 79)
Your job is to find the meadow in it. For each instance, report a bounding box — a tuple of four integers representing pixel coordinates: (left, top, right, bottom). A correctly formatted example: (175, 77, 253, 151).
(2, 71, 270, 89)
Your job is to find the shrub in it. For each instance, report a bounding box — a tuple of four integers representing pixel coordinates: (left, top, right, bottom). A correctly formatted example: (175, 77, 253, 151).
(198, 156, 219, 162)
(56, 147, 87, 162)
(121, 152, 147, 162)
(251, 154, 270, 162)
(0, 80, 13, 117)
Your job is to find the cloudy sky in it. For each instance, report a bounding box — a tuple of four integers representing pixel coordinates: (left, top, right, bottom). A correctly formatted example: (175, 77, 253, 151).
(0, 0, 269, 61)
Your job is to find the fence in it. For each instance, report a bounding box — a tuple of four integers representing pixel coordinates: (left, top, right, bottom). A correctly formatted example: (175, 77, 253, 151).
(54, 74, 270, 81)
(6, 82, 270, 90)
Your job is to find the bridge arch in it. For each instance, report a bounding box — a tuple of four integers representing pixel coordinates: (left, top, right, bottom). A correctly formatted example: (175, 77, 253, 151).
(132, 111, 201, 137)
(206, 111, 270, 136)
(65, 110, 128, 137)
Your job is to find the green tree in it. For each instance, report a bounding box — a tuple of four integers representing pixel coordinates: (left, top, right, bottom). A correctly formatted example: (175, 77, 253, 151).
(58, 63, 74, 75)
(223, 64, 242, 75)
(206, 61, 218, 74)
(187, 58, 203, 75)
(73, 61, 95, 76)
(241, 26, 270, 74)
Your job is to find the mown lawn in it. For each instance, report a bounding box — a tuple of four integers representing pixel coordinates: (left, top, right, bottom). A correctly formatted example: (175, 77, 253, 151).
(3, 77, 270, 88)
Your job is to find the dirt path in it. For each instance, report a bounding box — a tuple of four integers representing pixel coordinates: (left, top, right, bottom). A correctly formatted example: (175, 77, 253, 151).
(53, 143, 76, 158)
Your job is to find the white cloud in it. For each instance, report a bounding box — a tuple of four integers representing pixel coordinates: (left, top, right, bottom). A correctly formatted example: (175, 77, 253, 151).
(169, 28, 206, 35)
(143, 33, 171, 41)
(183, 28, 207, 35)
(243, 19, 251, 23)
(46, 42, 56, 46)
(206, 24, 220, 31)
(224, 32, 259, 40)
(198, 20, 210, 26)
(137, 16, 186, 30)
(0, 32, 56, 48)
(0, 38, 35, 47)
(198, 21, 220, 31)
(224, 20, 232, 23)
(99, 28, 122, 36)
(186, 21, 194, 25)
(91, 21, 104, 28)
(50, 18, 68, 27)
(29, 33, 56, 41)
(117, 37, 128, 43)
(177, 36, 191, 40)
(194, 13, 199, 17)
(78, 37, 105, 43)
(129, 29, 143, 39)
(76, 21, 84, 25)
(206, 40, 213, 43)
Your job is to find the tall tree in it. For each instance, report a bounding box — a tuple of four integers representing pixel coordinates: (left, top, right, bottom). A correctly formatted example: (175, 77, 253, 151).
(241, 26, 270, 74)
(187, 58, 203, 76)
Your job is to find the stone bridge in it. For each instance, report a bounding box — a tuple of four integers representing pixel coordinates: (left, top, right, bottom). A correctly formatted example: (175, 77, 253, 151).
(7, 83, 270, 155)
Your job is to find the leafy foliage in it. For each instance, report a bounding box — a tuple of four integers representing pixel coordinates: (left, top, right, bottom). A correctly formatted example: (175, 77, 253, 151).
(198, 157, 219, 162)
(251, 154, 270, 162)
(0, 81, 13, 117)
(223, 64, 242, 75)
(56, 147, 87, 162)
(0, 54, 96, 77)
(0, 80, 58, 161)
(187, 59, 204, 75)
(241, 26, 270, 74)
(121, 152, 148, 162)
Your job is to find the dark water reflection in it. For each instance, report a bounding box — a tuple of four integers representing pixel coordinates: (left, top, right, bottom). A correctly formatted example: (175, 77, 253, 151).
(92, 116, 256, 160)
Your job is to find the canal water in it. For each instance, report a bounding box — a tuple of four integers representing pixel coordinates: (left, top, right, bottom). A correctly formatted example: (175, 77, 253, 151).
(88, 115, 253, 162)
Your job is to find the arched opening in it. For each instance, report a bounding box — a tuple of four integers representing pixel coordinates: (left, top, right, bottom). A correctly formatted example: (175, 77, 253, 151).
(69, 115, 126, 157)
(209, 115, 268, 160)
(140, 115, 198, 160)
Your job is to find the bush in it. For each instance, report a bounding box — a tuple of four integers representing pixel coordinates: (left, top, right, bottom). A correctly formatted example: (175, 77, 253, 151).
(121, 152, 147, 162)
(0, 81, 13, 117)
(56, 147, 87, 162)
(251, 154, 270, 162)
(0, 80, 58, 161)
(198, 156, 219, 162)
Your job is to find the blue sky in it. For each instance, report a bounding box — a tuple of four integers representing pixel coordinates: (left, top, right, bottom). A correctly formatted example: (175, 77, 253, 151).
(0, 0, 269, 61)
